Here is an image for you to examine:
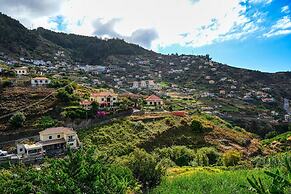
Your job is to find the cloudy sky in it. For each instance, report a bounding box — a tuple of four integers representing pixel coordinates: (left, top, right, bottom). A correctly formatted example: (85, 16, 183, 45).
(0, 0, 290, 72)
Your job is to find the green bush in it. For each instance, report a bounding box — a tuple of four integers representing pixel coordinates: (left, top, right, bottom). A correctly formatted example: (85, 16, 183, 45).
(9, 112, 26, 128)
(222, 150, 241, 167)
(154, 146, 196, 166)
(265, 130, 279, 139)
(34, 116, 57, 129)
(125, 149, 165, 189)
(196, 147, 220, 166)
(191, 120, 203, 132)
(61, 106, 87, 119)
(0, 149, 140, 194)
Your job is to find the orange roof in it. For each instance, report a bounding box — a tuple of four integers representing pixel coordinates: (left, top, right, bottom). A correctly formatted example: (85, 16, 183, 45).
(145, 94, 162, 102)
(91, 91, 117, 97)
(80, 100, 92, 105)
(39, 127, 75, 135)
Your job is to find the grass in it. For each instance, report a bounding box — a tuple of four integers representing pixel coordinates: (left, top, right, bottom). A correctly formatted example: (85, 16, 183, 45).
(151, 167, 271, 194)
(261, 131, 291, 145)
(78, 113, 255, 157)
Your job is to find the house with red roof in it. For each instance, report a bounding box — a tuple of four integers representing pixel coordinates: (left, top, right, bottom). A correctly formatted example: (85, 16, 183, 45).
(90, 91, 118, 107)
(145, 94, 163, 106)
(79, 100, 92, 110)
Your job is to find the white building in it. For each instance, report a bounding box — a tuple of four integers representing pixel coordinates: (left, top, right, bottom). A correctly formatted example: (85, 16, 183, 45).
(140, 80, 147, 88)
(132, 81, 139, 89)
(17, 143, 44, 158)
(15, 67, 28, 75)
(31, 77, 51, 86)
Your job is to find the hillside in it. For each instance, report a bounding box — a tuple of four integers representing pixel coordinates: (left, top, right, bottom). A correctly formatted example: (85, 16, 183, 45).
(1, 13, 291, 137)
(0, 12, 149, 64)
(79, 113, 261, 157)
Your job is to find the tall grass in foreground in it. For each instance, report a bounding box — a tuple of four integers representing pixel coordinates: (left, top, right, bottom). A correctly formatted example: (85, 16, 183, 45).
(151, 168, 271, 194)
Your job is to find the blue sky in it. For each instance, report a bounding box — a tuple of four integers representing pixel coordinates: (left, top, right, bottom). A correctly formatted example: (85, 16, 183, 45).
(0, 0, 291, 72)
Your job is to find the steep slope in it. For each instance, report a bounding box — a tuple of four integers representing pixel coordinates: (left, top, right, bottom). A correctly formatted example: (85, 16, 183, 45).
(0, 13, 150, 63)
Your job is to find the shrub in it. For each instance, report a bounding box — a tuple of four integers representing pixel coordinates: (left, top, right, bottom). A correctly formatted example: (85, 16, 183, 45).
(265, 130, 278, 139)
(1, 79, 12, 88)
(131, 121, 145, 131)
(222, 150, 241, 167)
(171, 146, 196, 166)
(154, 146, 196, 166)
(35, 116, 57, 129)
(191, 120, 203, 132)
(125, 149, 164, 189)
(196, 147, 220, 166)
(9, 112, 26, 128)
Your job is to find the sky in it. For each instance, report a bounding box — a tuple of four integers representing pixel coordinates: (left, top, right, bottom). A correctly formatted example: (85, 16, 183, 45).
(0, 0, 290, 72)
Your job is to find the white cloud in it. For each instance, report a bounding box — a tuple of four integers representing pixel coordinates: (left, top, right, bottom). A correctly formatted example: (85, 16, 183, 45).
(281, 5, 290, 14)
(249, 0, 272, 5)
(264, 16, 291, 37)
(0, 0, 262, 49)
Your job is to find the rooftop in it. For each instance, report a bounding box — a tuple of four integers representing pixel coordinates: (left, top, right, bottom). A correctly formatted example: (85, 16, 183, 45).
(39, 127, 75, 135)
(91, 91, 117, 97)
(145, 94, 162, 101)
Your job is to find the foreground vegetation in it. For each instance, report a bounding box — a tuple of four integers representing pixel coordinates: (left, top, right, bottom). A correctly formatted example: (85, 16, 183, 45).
(0, 113, 290, 193)
(152, 167, 271, 194)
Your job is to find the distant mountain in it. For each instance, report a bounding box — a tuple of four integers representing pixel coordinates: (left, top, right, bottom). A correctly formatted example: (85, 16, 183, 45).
(0, 12, 150, 64)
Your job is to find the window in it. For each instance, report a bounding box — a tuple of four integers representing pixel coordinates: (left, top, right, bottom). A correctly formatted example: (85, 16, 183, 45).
(57, 135, 60, 138)
(19, 148, 23, 152)
(113, 98, 116, 101)
(49, 136, 52, 139)
(102, 98, 104, 101)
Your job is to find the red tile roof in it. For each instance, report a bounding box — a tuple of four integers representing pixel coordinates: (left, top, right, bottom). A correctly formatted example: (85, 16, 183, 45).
(79, 100, 92, 105)
(145, 94, 162, 102)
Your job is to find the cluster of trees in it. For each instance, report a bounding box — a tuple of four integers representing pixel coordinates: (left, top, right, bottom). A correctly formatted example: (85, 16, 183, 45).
(153, 146, 241, 167)
(36, 27, 148, 64)
(0, 149, 140, 193)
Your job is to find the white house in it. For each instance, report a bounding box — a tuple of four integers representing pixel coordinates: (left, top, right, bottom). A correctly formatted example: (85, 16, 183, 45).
(140, 80, 147, 88)
(145, 95, 164, 106)
(31, 77, 51, 86)
(39, 127, 80, 151)
(132, 81, 139, 89)
(90, 91, 118, 107)
(80, 100, 92, 110)
(15, 67, 28, 75)
(17, 127, 80, 157)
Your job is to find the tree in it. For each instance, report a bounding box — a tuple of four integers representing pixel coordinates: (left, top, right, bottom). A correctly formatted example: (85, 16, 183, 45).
(222, 150, 241, 167)
(9, 112, 26, 128)
(191, 120, 203, 132)
(125, 149, 165, 189)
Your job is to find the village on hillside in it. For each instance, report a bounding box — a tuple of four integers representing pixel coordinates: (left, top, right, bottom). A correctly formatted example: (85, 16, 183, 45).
(0, 50, 291, 163)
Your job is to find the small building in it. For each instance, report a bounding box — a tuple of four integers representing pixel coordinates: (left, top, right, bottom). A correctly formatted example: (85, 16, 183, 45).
(132, 81, 139, 89)
(145, 95, 163, 106)
(15, 67, 29, 75)
(140, 81, 147, 88)
(90, 91, 118, 107)
(39, 127, 80, 155)
(31, 77, 51, 86)
(79, 100, 92, 110)
(17, 143, 44, 158)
